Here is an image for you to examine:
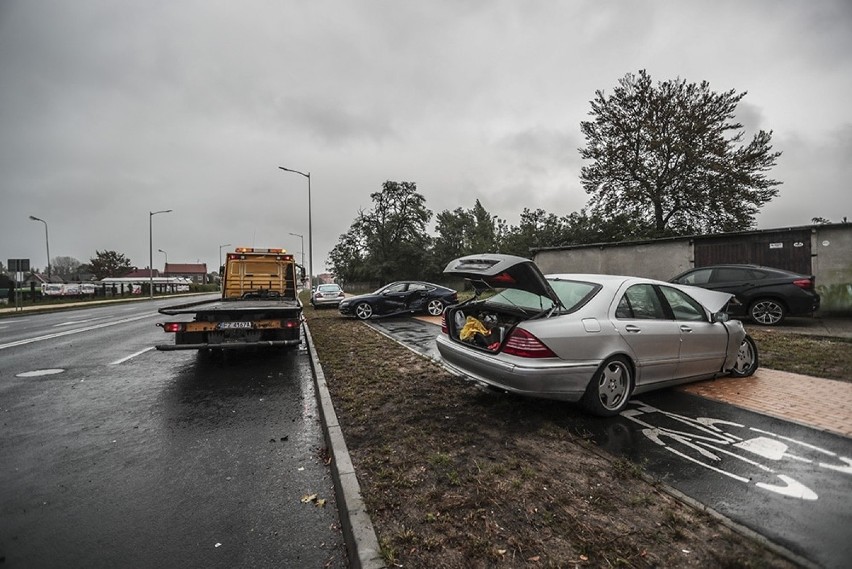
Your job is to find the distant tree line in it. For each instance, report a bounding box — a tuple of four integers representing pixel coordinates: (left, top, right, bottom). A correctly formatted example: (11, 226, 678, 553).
(329, 70, 785, 285)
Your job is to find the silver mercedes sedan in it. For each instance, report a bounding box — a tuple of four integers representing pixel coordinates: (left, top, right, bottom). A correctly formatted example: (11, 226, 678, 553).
(436, 254, 758, 417)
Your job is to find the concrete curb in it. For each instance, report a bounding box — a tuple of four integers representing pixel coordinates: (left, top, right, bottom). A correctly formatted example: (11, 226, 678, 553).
(303, 322, 386, 569)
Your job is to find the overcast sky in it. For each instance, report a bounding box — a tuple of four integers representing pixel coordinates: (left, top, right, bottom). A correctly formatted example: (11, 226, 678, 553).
(2, 0, 850, 277)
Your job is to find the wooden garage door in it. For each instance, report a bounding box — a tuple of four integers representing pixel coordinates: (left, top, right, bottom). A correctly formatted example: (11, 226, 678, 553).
(694, 229, 813, 275)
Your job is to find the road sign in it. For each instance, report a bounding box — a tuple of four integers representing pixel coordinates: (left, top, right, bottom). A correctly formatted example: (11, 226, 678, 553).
(7, 259, 30, 272)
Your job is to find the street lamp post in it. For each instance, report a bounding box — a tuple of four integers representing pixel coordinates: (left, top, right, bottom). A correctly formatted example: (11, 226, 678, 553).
(28, 215, 51, 279)
(149, 209, 172, 299)
(278, 166, 312, 289)
(288, 232, 305, 285)
(218, 243, 232, 270)
(158, 248, 168, 268)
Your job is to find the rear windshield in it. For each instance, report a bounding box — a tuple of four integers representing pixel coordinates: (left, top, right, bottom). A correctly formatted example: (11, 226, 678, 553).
(318, 284, 340, 292)
(483, 279, 599, 313)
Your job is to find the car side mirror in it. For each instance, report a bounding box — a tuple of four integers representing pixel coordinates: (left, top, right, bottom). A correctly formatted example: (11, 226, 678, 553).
(711, 312, 730, 323)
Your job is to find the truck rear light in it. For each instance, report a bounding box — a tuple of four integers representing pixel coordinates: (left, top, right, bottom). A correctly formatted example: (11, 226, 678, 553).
(793, 278, 814, 290)
(163, 322, 185, 333)
(502, 328, 556, 358)
(282, 319, 300, 328)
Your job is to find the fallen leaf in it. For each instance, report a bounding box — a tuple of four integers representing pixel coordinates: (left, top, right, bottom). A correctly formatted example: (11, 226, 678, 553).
(301, 494, 318, 503)
(527, 555, 540, 562)
(316, 498, 327, 507)
(580, 555, 588, 561)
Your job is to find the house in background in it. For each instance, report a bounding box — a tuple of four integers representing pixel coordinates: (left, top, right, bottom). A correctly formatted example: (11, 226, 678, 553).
(164, 263, 209, 284)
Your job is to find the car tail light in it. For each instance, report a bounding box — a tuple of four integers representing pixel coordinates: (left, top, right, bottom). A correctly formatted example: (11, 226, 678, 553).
(441, 312, 447, 334)
(502, 328, 556, 358)
(282, 319, 300, 328)
(793, 278, 814, 290)
(163, 322, 185, 333)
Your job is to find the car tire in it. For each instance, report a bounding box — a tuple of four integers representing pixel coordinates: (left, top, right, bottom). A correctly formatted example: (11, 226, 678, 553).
(354, 302, 374, 320)
(749, 298, 786, 325)
(426, 299, 445, 316)
(581, 356, 633, 417)
(729, 334, 759, 377)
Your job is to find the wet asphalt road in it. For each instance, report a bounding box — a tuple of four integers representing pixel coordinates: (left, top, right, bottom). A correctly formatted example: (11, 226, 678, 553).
(0, 299, 346, 568)
(371, 317, 852, 569)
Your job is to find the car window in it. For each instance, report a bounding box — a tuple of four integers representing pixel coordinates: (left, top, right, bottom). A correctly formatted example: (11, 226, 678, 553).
(616, 284, 666, 320)
(408, 283, 428, 292)
(713, 268, 751, 282)
(659, 286, 706, 321)
(486, 288, 555, 311)
(383, 283, 407, 293)
(677, 268, 712, 285)
(483, 280, 598, 313)
(318, 284, 340, 292)
(549, 279, 599, 311)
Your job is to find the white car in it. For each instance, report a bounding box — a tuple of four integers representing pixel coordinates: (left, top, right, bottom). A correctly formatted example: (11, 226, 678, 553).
(436, 254, 758, 416)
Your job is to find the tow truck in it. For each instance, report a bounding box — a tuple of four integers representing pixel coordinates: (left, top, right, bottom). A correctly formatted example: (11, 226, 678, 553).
(155, 247, 303, 351)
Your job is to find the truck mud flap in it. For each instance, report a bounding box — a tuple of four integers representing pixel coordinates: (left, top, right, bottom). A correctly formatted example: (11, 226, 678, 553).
(155, 340, 300, 351)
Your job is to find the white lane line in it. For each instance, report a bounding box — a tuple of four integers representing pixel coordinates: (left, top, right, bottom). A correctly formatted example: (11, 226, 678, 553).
(0, 313, 158, 351)
(53, 318, 99, 327)
(110, 346, 155, 365)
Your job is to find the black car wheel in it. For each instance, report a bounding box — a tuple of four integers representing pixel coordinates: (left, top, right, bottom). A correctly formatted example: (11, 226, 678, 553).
(582, 356, 633, 417)
(749, 298, 786, 325)
(354, 302, 374, 320)
(729, 335, 759, 377)
(426, 299, 445, 316)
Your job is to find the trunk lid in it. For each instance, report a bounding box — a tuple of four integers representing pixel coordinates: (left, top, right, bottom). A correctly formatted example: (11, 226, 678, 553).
(443, 253, 563, 307)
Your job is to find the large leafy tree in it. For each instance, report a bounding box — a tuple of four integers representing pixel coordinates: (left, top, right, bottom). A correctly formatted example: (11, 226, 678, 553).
(432, 199, 502, 267)
(329, 181, 433, 284)
(500, 208, 570, 257)
(51, 256, 82, 279)
(580, 70, 781, 236)
(90, 250, 132, 279)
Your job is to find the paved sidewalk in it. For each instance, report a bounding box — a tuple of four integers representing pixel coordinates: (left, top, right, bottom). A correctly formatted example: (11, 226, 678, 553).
(680, 370, 852, 438)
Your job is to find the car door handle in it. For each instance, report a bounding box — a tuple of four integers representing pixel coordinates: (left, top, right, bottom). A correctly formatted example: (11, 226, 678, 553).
(680, 325, 693, 333)
(625, 325, 642, 333)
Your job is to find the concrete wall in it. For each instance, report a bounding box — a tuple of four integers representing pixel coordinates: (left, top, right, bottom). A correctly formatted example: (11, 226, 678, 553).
(533, 223, 852, 314)
(813, 225, 852, 312)
(535, 240, 692, 281)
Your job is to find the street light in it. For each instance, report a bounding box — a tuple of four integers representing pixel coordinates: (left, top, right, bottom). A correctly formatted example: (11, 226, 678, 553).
(218, 243, 232, 270)
(158, 248, 168, 268)
(278, 166, 312, 289)
(288, 232, 305, 285)
(28, 215, 50, 279)
(149, 209, 172, 299)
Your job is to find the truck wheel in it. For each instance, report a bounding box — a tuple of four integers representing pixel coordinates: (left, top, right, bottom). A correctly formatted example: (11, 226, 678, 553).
(354, 302, 373, 320)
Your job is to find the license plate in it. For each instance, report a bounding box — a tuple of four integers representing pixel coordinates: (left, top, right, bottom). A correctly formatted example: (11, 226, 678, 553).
(217, 322, 253, 330)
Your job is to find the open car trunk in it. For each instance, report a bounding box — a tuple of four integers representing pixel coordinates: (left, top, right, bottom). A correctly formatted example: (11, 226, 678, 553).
(442, 253, 564, 354)
(443, 302, 535, 353)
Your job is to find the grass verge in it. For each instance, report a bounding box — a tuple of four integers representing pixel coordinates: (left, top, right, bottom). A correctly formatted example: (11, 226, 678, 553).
(305, 306, 799, 568)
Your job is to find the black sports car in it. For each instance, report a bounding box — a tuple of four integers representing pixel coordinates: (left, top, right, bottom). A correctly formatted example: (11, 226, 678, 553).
(338, 281, 458, 320)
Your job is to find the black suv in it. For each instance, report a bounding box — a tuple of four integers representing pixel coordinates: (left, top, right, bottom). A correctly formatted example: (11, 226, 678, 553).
(670, 264, 820, 325)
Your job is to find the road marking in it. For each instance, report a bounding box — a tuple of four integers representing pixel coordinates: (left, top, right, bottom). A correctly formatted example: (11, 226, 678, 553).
(53, 318, 100, 327)
(16, 368, 65, 378)
(110, 346, 155, 365)
(0, 313, 158, 351)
